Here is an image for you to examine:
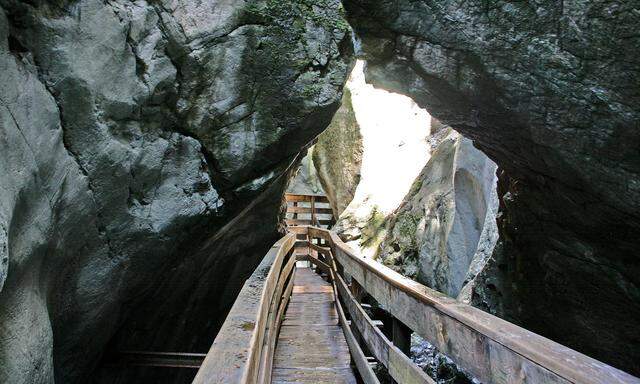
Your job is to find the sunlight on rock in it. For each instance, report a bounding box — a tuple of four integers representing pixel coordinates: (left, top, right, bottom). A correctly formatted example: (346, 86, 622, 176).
(337, 60, 432, 257)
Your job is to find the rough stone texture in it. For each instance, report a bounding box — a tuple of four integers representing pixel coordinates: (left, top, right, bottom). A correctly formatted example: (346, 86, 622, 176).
(410, 334, 479, 384)
(312, 87, 363, 216)
(344, 0, 640, 374)
(287, 148, 326, 196)
(0, 1, 352, 383)
(378, 128, 499, 299)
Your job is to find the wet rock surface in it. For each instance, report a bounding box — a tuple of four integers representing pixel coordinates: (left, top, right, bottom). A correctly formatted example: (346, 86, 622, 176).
(0, 1, 352, 382)
(344, 0, 640, 373)
(411, 334, 480, 384)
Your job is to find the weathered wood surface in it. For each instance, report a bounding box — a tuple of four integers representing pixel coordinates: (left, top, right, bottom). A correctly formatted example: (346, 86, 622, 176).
(334, 273, 434, 384)
(285, 218, 332, 227)
(285, 194, 333, 230)
(284, 193, 330, 203)
(110, 351, 206, 369)
(193, 233, 295, 384)
(258, 255, 298, 383)
(286, 206, 333, 215)
(195, 208, 639, 384)
(298, 227, 640, 384)
(329, 268, 381, 384)
(272, 267, 357, 384)
(272, 368, 356, 384)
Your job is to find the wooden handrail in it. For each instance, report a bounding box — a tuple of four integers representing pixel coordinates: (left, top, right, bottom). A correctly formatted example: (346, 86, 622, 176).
(193, 233, 296, 384)
(194, 222, 640, 384)
(284, 193, 330, 203)
(302, 226, 640, 384)
(284, 193, 333, 229)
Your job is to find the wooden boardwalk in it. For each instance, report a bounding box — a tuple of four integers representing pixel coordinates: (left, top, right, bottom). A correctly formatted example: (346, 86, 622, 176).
(194, 194, 640, 384)
(271, 267, 357, 384)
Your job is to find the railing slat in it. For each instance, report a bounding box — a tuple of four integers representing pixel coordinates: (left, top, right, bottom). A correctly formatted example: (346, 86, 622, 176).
(285, 193, 330, 203)
(329, 268, 381, 384)
(334, 271, 434, 384)
(307, 228, 640, 384)
(193, 233, 295, 384)
(258, 255, 298, 383)
(194, 219, 640, 384)
(285, 219, 332, 226)
(286, 206, 333, 214)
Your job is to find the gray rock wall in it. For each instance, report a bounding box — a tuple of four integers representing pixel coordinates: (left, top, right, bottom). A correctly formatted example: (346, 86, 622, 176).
(287, 149, 326, 196)
(378, 129, 498, 299)
(313, 87, 362, 216)
(344, 0, 640, 374)
(0, 1, 353, 382)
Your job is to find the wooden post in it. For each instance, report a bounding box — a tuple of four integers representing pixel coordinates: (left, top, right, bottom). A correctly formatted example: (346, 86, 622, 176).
(392, 317, 412, 356)
(292, 201, 298, 220)
(350, 278, 365, 302)
(310, 196, 316, 226)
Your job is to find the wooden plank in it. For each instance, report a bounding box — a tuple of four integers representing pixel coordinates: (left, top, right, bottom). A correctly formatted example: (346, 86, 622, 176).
(277, 271, 296, 330)
(330, 269, 380, 384)
(261, 267, 297, 383)
(258, 255, 298, 383)
(274, 326, 351, 367)
(287, 206, 333, 215)
(193, 233, 296, 384)
(293, 285, 333, 294)
(286, 226, 310, 235)
(317, 228, 640, 384)
(297, 254, 332, 276)
(287, 219, 313, 226)
(285, 194, 313, 202)
(273, 267, 357, 384)
(286, 219, 332, 227)
(108, 351, 206, 369)
(285, 193, 330, 203)
(308, 241, 332, 257)
(243, 236, 295, 384)
(334, 273, 434, 384)
(272, 368, 357, 384)
(290, 293, 335, 304)
(283, 300, 338, 326)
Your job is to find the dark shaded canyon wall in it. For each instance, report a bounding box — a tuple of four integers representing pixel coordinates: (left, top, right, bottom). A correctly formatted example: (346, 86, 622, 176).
(0, 1, 353, 383)
(343, 0, 640, 374)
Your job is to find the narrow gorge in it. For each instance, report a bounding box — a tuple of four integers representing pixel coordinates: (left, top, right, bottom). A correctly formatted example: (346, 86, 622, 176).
(0, 1, 638, 384)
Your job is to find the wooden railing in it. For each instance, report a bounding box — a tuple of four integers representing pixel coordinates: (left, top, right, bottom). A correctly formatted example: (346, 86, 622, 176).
(194, 225, 640, 384)
(284, 193, 333, 227)
(192, 233, 297, 384)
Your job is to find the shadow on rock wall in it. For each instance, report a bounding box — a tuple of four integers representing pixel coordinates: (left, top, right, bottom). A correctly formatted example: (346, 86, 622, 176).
(344, 0, 640, 374)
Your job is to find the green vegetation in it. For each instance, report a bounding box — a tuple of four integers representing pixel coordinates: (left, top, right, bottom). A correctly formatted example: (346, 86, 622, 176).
(229, 0, 351, 153)
(395, 211, 421, 254)
(359, 205, 387, 250)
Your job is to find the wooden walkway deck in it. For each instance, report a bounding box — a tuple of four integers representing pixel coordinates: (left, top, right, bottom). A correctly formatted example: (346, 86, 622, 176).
(272, 267, 357, 384)
(194, 194, 640, 384)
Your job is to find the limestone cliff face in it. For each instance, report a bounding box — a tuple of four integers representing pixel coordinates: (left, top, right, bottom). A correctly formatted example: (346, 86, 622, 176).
(0, 1, 352, 383)
(344, 0, 640, 373)
(312, 88, 362, 216)
(378, 128, 498, 300)
(287, 149, 326, 196)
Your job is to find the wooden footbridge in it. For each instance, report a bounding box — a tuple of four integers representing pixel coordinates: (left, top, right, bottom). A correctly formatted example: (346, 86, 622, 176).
(189, 193, 639, 384)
